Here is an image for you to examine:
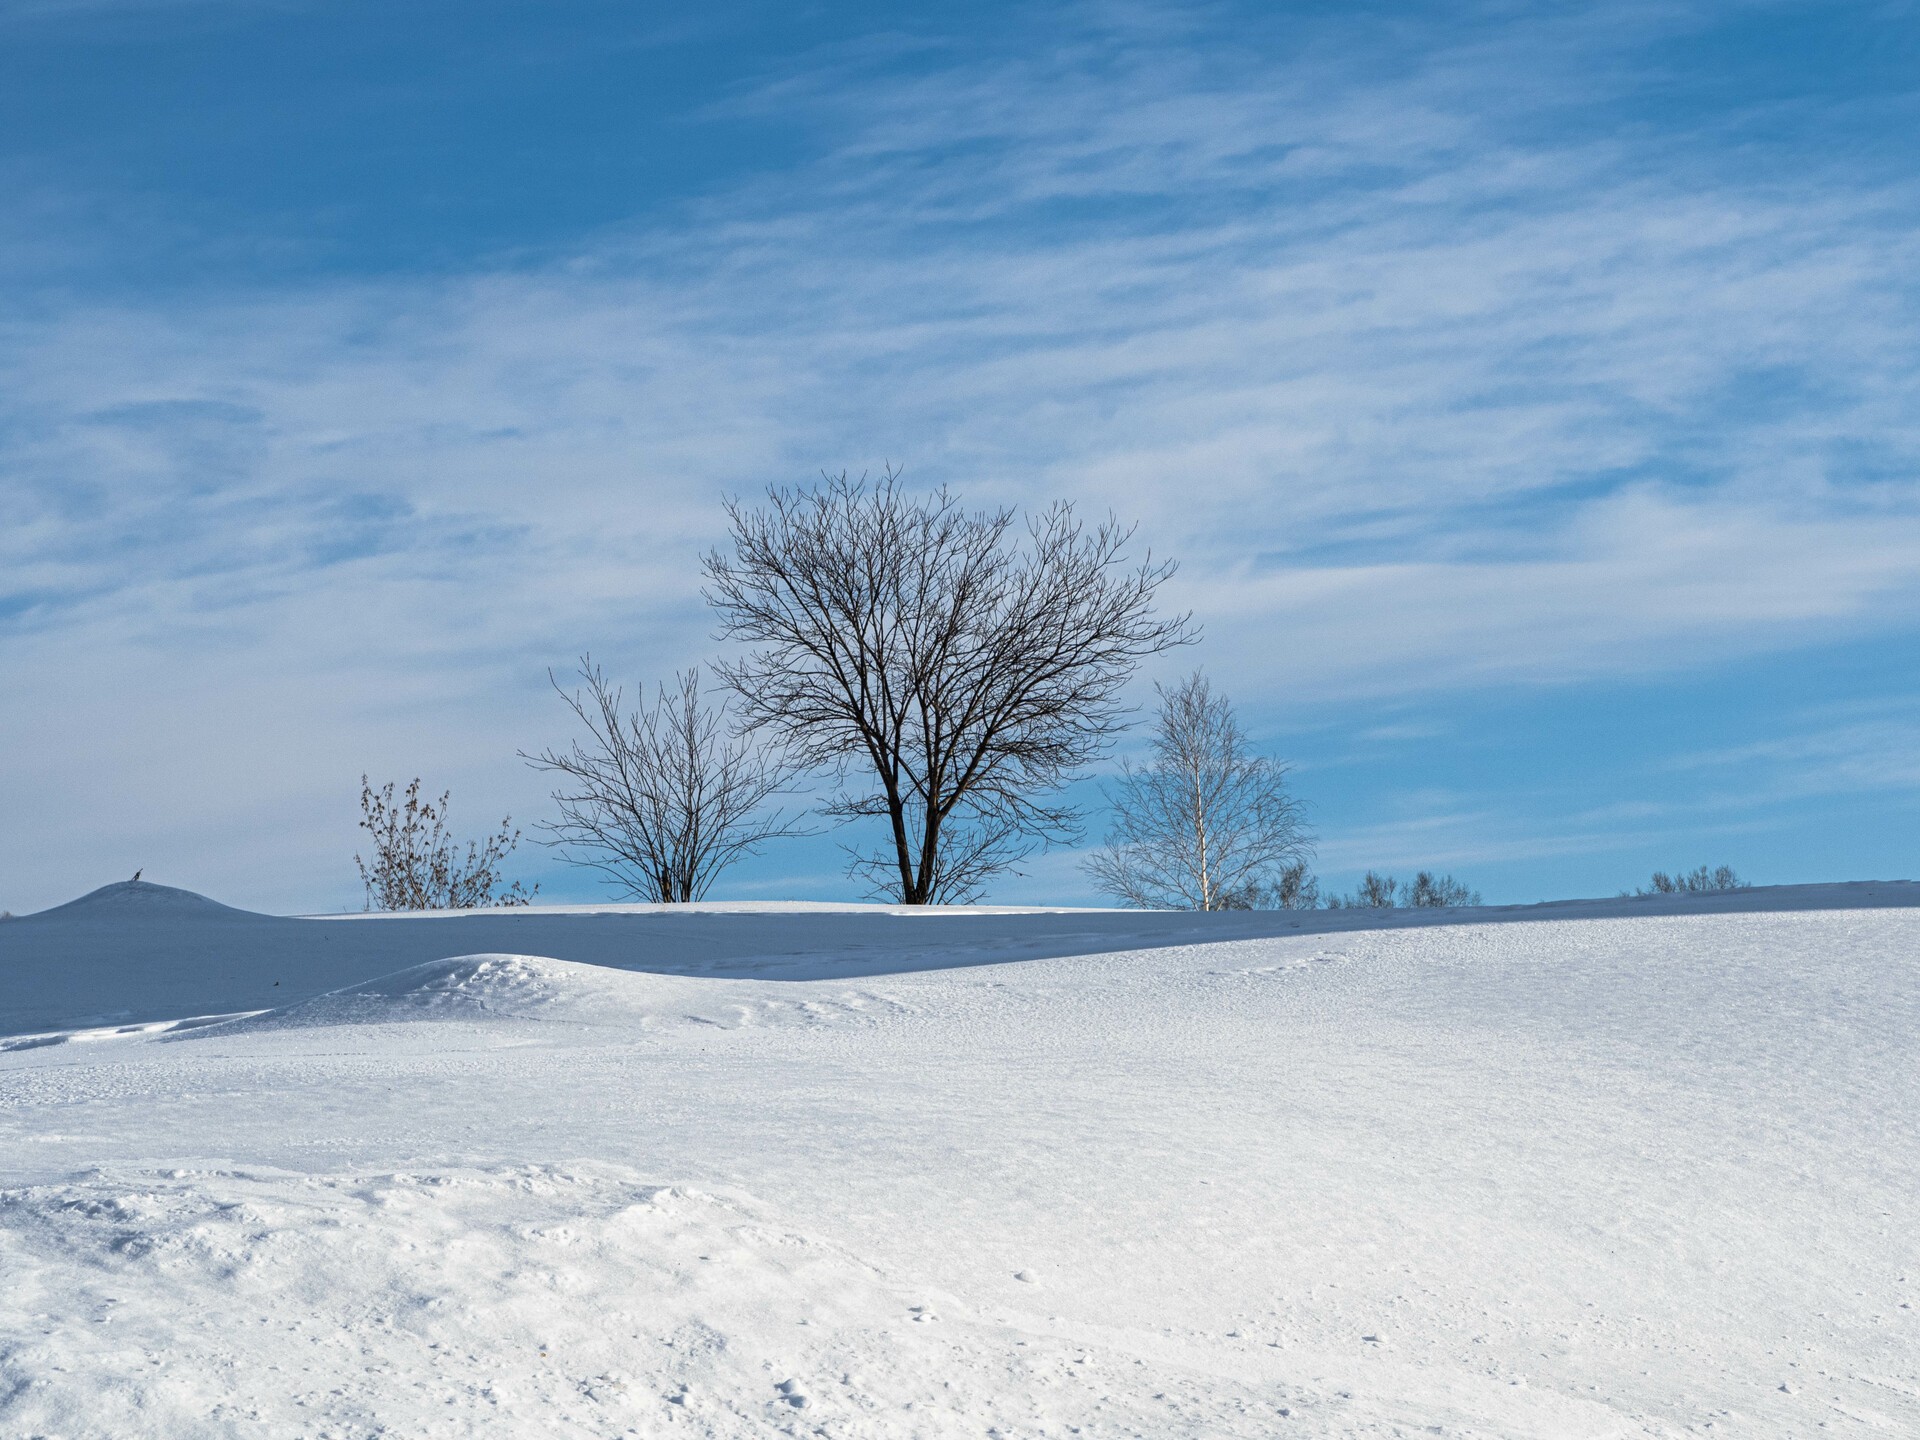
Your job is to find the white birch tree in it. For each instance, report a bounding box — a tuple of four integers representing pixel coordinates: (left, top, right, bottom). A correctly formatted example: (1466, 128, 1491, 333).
(1083, 671, 1309, 910)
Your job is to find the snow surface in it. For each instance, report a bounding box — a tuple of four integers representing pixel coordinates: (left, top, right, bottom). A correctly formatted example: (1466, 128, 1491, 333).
(2, 882, 1917, 1436)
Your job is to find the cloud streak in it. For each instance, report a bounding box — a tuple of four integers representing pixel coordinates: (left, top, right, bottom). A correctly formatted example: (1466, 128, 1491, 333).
(2, 1, 1916, 909)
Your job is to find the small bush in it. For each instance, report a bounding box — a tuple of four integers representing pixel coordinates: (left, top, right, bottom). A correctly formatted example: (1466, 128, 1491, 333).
(355, 776, 538, 912)
(1216, 861, 1322, 911)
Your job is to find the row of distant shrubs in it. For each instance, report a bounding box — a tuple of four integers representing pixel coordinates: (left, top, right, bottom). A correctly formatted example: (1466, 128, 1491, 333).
(1215, 861, 1750, 911)
(1242, 865, 1483, 910)
(1626, 865, 1748, 897)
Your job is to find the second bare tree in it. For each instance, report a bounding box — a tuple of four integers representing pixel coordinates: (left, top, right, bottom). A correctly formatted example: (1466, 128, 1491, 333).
(523, 661, 802, 903)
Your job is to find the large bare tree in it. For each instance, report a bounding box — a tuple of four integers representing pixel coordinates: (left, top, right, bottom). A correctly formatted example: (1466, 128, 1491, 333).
(522, 661, 803, 903)
(703, 470, 1193, 904)
(1083, 671, 1310, 910)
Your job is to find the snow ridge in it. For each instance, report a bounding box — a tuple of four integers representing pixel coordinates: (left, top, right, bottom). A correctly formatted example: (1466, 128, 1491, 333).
(255, 953, 573, 1025)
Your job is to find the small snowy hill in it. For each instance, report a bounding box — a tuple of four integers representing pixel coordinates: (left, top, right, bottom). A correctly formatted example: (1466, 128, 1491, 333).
(2, 887, 1917, 1436)
(28, 877, 261, 921)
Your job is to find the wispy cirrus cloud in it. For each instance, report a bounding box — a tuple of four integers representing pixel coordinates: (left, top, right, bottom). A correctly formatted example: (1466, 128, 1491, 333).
(1672, 699, 1920, 798)
(1, 1, 1916, 909)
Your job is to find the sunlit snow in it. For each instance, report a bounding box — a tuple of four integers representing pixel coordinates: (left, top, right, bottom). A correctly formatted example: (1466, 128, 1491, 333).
(2, 881, 1916, 1436)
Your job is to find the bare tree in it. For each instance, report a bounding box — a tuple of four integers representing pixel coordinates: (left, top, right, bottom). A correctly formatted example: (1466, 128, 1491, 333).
(355, 777, 537, 911)
(703, 469, 1193, 904)
(1269, 860, 1321, 910)
(1083, 671, 1310, 911)
(521, 660, 804, 903)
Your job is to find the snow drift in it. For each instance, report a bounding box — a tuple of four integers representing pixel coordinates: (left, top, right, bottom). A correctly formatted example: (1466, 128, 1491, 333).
(0, 1163, 1330, 1437)
(203, 953, 610, 1032)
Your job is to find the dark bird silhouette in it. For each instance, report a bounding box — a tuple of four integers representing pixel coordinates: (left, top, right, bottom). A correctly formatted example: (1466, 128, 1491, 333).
(132, 869, 142, 882)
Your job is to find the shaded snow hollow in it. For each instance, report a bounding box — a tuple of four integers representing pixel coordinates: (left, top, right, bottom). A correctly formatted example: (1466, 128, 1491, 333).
(2, 884, 1917, 1436)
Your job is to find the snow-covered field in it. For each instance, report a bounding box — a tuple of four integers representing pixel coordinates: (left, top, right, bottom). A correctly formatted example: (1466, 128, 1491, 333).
(2, 882, 1916, 1437)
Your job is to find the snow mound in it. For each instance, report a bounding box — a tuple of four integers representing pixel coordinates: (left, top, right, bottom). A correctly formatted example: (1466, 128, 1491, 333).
(197, 954, 609, 1033)
(26, 879, 260, 922)
(179, 953, 921, 1039)
(310, 952, 574, 1013)
(0, 1164, 1358, 1439)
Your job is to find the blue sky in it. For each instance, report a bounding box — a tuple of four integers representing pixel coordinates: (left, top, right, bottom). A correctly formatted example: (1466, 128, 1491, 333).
(2, 0, 1918, 913)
